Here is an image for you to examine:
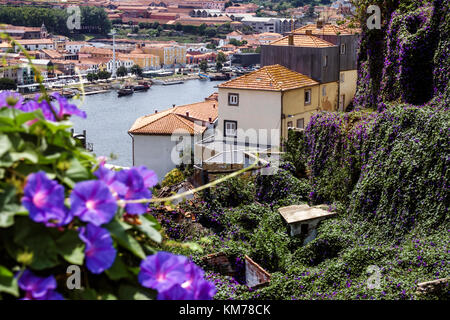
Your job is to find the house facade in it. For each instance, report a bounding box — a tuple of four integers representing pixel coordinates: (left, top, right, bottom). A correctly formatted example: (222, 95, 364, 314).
(261, 23, 360, 111)
(216, 64, 320, 148)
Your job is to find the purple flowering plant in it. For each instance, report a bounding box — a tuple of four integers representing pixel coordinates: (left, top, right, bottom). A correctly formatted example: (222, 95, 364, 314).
(0, 89, 215, 300)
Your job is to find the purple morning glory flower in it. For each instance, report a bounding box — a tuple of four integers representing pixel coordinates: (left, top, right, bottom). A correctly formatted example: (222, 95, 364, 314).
(157, 283, 192, 300)
(50, 92, 86, 119)
(135, 166, 158, 189)
(0, 91, 23, 109)
(116, 168, 151, 214)
(70, 180, 117, 226)
(93, 164, 127, 197)
(18, 100, 39, 113)
(138, 252, 189, 292)
(21, 171, 72, 227)
(139, 252, 216, 300)
(18, 270, 64, 300)
(159, 263, 216, 300)
(78, 224, 116, 274)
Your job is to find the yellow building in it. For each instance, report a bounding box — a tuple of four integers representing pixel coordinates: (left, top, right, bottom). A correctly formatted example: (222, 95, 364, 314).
(118, 53, 160, 69)
(141, 43, 187, 67)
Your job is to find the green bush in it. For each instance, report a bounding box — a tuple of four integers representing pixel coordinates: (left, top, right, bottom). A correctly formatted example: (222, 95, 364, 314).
(161, 168, 185, 187)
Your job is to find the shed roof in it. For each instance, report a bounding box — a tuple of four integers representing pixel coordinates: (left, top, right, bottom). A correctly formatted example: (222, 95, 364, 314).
(278, 204, 336, 224)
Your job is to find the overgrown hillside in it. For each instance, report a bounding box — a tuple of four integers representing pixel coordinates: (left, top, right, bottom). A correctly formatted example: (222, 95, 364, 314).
(153, 0, 449, 300)
(353, 0, 449, 110)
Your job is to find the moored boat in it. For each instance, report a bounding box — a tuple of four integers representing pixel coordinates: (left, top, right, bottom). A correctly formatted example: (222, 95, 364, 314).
(133, 81, 151, 91)
(117, 85, 134, 97)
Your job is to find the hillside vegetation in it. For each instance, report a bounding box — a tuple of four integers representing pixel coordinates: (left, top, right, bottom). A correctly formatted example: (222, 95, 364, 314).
(156, 0, 449, 300)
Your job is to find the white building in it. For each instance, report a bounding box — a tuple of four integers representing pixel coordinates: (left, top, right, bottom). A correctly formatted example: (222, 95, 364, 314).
(128, 95, 218, 182)
(106, 58, 134, 73)
(65, 41, 89, 54)
(14, 39, 54, 52)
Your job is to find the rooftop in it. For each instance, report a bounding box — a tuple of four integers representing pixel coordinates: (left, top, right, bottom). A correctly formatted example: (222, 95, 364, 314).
(269, 35, 335, 47)
(278, 204, 336, 224)
(292, 23, 361, 35)
(218, 64, 319, 92)
(129, 96, 218, 135)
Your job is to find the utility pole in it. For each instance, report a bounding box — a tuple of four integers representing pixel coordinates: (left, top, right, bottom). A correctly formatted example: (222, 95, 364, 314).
(109, 29, 117, 78)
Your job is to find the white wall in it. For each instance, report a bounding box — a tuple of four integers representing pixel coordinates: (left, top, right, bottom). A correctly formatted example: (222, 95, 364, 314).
(133, 134, 193, 182)
(217, 88, 282, 147)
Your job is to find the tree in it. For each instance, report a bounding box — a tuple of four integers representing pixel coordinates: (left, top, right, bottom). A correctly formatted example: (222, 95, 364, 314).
(116, 66, 128, 77)
(217, 51, 227, 64)
(199, 60, 208, 72)
(130, 64, 143, 76)
(0, 78, 17, 90)
(97, 70, 111, 79)
(205, 27, 217, 38)
(86, 73, 98, 82)
(175, 22, 183, 31)
(216, 62, 223, 71)
(198, 23, 207, 36)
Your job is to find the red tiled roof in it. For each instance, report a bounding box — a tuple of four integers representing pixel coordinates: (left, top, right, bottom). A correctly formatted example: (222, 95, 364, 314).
(219, 64, 319, 92)
(129, 97, 218, 135)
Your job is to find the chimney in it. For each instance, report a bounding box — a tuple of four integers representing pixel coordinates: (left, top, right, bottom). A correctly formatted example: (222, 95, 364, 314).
(316, 20, 324, 29)
(154, 110, 158, 113)
(186, 112, 189, 117)
(213, 104, 215, 108)
(288, 34, 294, 46)
(173, 104, 176, 108)
(305, 30, 312, 35)
(208, 117, 212, 122)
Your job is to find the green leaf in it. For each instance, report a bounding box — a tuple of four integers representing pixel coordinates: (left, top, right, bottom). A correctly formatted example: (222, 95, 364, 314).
(9, 150, 39, 163)
(55, 230, 85, 265)
(0, 265, 19, 297)
(105, 219, 146, 259)
(65, 157, 90, 181)
(118, 284, 155, 300)
(136, 215, 162, 243)
(0, 135, 12, 158)
(105, 255, 132, 281)
(142, 214, 161, 231)
(0, 185, 23, 228)
(12, 218, 59, 270)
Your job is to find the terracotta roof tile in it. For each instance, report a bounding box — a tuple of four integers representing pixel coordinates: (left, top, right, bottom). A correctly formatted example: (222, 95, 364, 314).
(218, 64, 318, 92)
(292, 23, 361, 35)
(269, 35, 335, 47)
(129, 97, 218, 135)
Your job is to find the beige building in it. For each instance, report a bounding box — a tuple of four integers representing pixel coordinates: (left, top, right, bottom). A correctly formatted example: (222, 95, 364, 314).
(141, 43, 187, 67)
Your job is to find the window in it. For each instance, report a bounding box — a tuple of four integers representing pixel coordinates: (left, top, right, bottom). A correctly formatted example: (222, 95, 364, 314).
(224, 120, 237, 137)
(340, 43, 346, 54)
(228, 93, 239, 106)
(287, 121, 293, 128)
(340, 72, 345, 83)
(323, 55, 328, 67)
(296, 118, 304, 129)
(304, 89, 311, 105)
(322, 85, 326, 96)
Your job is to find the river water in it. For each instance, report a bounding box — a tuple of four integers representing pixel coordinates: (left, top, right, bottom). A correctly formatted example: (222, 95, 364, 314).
(71, 79, 224, 167)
